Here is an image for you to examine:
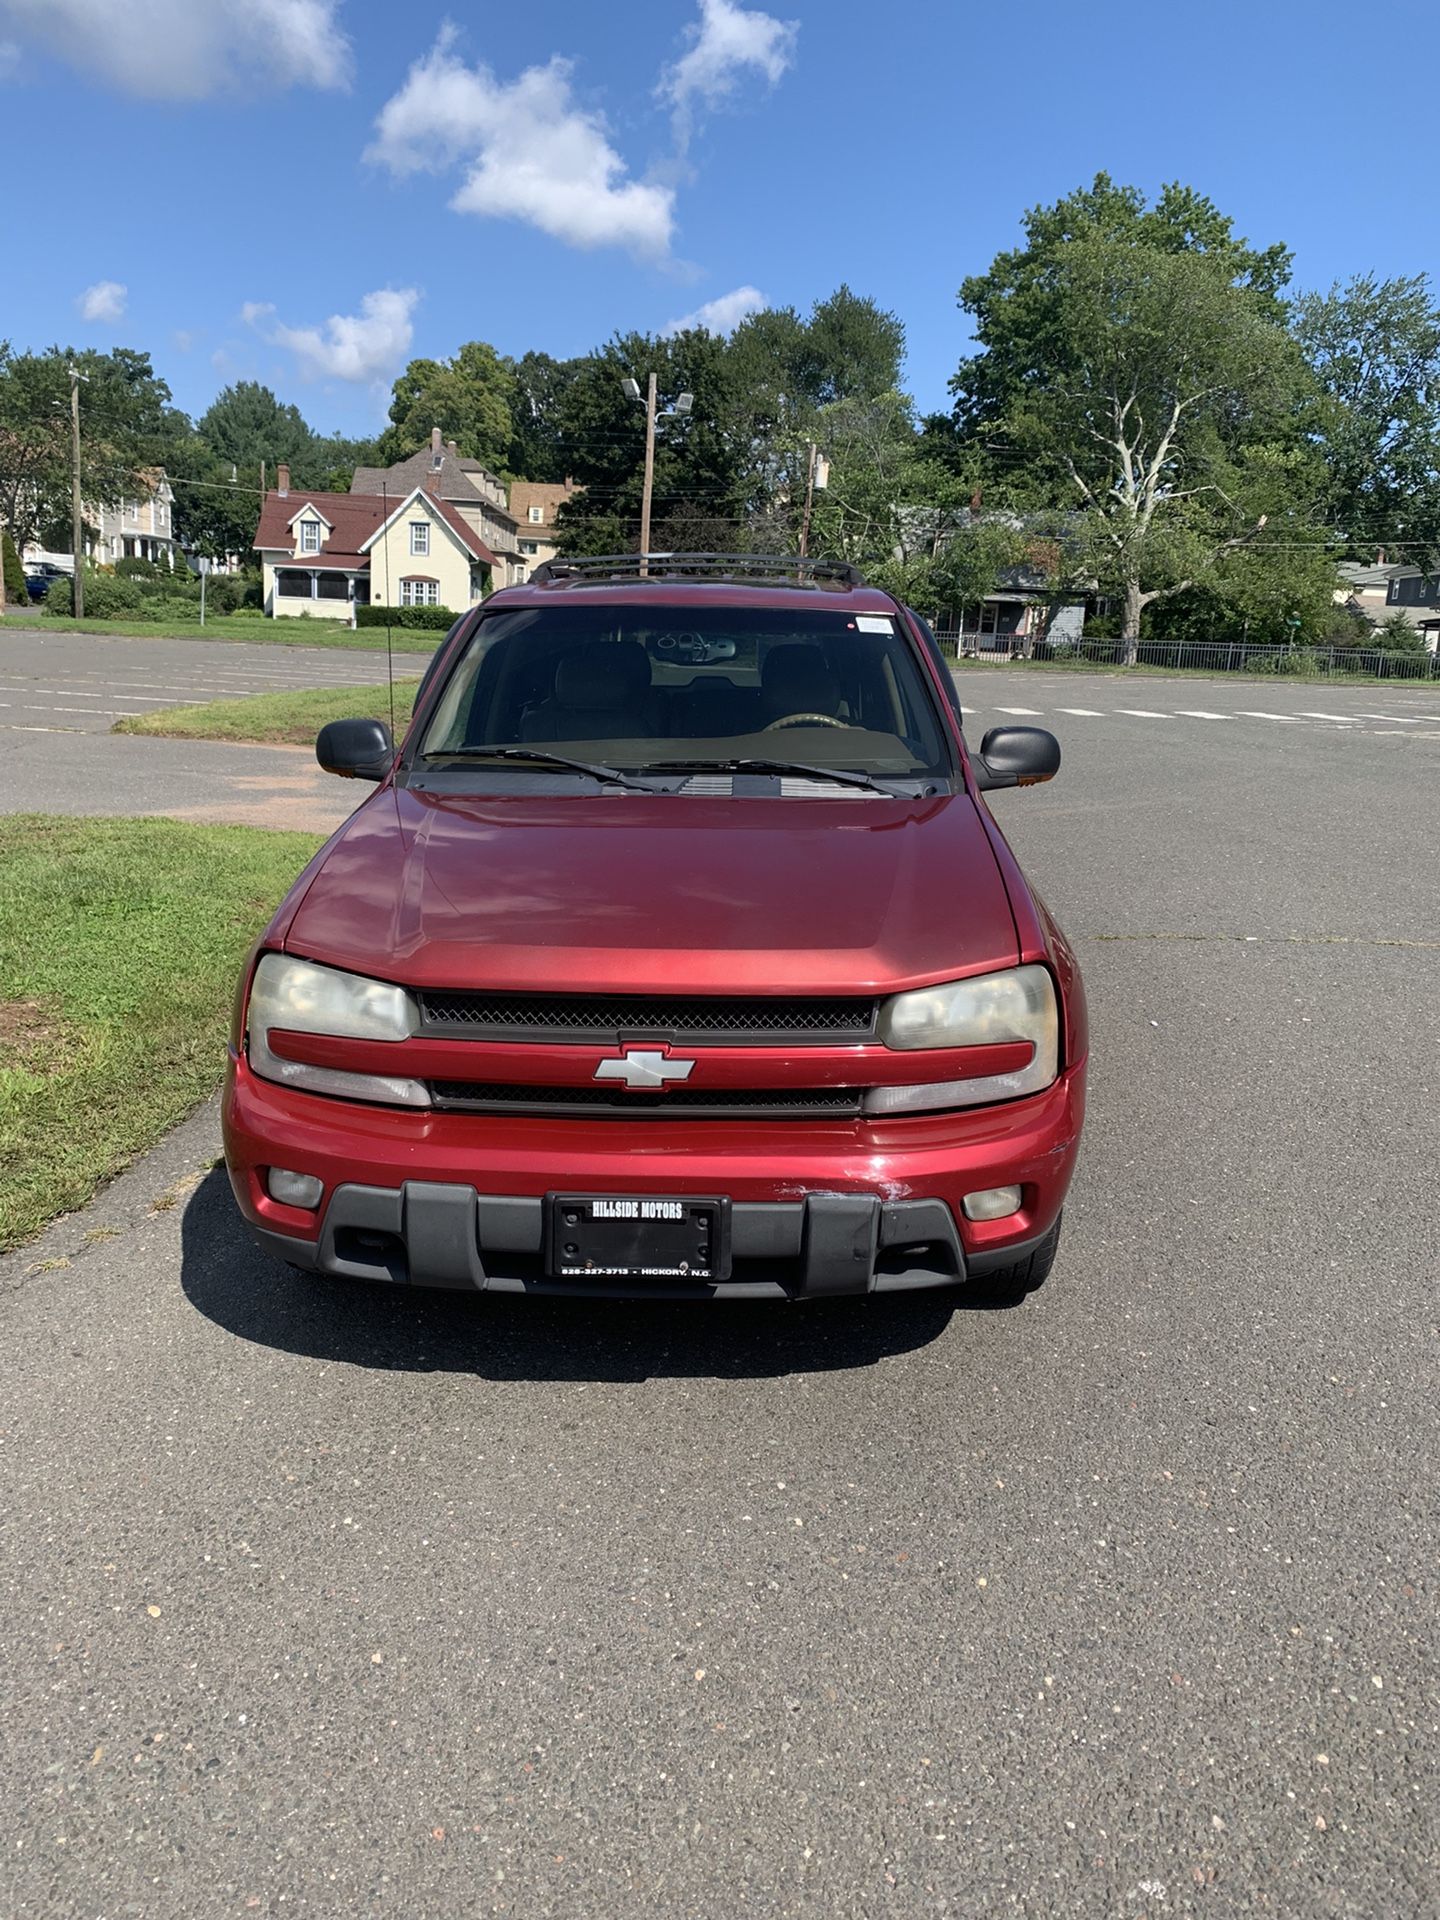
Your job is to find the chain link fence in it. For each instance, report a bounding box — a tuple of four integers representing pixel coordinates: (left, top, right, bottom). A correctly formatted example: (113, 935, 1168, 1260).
(930, 632, 1440, 681)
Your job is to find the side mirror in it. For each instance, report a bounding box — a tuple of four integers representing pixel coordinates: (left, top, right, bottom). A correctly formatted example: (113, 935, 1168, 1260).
(973, 726, 1061, 792)
(316, 717, 395, 782)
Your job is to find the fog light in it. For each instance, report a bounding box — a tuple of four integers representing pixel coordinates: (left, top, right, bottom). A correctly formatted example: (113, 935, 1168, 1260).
(268, 1167, 324, 1210)
(962, 1185, 1022, 1222)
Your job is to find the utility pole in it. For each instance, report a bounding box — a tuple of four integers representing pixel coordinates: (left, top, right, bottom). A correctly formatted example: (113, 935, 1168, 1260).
(639, 371, 657, 576)
(798, 441, 818, 560)
(69, 364, 86, 622)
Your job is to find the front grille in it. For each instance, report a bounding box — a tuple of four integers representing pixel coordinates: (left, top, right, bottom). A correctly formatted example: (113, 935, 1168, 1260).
(430, 1080, 864, 1119)
(419, 991, 878, 1046)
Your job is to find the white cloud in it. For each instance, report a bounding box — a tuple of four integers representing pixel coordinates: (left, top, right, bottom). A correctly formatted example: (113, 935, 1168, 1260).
(78, 280, 127, 323)
(245, 288, 419, 384)
(665, 285, 768, 336)
(173, 329, 195, 353)
(0, 0, 349, 100)
(368, 30, 674, 258)
(660, 0, 798, 145)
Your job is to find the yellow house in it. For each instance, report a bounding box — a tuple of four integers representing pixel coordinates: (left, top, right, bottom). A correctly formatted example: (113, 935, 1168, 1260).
(252, 465, 497, 620)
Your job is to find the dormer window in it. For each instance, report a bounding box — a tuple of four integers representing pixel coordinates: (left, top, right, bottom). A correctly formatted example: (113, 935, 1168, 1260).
(299, 519, 321, 554)
(410, 521, 430, 557)
(528, 505, 544, 524)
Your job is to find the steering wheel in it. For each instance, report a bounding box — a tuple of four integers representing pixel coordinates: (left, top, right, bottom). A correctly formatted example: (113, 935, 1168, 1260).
(763, 711, 849, 731)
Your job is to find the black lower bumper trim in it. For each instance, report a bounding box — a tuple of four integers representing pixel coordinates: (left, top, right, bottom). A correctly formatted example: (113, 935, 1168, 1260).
(248, 1183, 1013, 1299)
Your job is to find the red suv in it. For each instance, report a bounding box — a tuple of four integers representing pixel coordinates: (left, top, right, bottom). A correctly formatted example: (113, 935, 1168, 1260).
(223, 556, 1086, 1303)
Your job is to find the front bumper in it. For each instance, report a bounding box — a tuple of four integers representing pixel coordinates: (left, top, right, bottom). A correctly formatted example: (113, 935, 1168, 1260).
(222, 1052, 1085, 1300)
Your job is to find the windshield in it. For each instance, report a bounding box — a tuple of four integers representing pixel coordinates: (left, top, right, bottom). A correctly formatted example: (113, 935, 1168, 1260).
(416, 604, 951, 781)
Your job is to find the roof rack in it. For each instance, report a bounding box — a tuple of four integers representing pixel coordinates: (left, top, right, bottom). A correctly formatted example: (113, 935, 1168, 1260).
(528, 552, 866, 590)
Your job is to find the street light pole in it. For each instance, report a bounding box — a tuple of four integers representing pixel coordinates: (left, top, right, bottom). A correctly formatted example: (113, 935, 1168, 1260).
(639, 371, 658, 576)
(69, 365, 85, 622)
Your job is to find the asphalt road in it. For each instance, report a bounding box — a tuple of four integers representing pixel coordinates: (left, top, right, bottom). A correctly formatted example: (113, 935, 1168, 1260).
(0, 626, 413, 831)
(1, 648, 1437, 1916)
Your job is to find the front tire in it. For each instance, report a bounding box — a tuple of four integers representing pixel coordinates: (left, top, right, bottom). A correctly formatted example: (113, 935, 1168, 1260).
(966, 1214, 1062, 1308)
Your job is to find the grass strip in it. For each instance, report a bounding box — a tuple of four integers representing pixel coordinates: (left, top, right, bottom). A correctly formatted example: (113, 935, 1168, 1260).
(114, 681, 422, 746)
(5, 612, 439, 652)
(0, 814, 321, 1250)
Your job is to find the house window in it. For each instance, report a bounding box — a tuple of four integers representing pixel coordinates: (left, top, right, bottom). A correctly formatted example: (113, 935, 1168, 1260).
(528, 505, 544, 524)
(299, 519, 321, 553)
(409, 521, 430, 557)
(277, 570, 314, 598)
(519, 540, 539, 556)
(315, 572, 350, 600)
(400, 577, 439, 606)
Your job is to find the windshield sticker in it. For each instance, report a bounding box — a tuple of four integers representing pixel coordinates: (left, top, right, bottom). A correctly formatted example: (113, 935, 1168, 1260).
(854, 615, 894, 634)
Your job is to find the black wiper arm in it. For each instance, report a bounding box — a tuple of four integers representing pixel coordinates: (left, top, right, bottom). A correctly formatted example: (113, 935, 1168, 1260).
(640, 756, 895, 795)
(421, 746, 653, 792)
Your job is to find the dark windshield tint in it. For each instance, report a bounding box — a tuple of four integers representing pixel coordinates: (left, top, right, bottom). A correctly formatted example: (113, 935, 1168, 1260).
(417, 604, 951, 779)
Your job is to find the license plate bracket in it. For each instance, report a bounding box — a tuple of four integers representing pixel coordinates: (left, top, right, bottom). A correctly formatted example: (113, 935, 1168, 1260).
(545, 1194, 731, 1282)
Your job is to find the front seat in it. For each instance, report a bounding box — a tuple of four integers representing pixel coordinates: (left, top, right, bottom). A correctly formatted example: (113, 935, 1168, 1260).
(521, 641, 655, 742)
(760, 644, 846, 725)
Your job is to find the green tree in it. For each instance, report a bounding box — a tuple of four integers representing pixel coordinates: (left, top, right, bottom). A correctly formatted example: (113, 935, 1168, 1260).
(2, 527, 27, 610)
(198, 382, 313, 472)
(0, 342, 173, 557)
(553, 329, 745, 553)
(1293, 273, 1440, 564)
(383, 341, 515, 468)
(952, 183, 1316, 662)
(505, 351, 586, 481)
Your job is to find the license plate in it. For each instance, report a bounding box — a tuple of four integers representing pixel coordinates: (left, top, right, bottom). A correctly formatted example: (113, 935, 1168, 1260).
(545, 1194, 731, 1281)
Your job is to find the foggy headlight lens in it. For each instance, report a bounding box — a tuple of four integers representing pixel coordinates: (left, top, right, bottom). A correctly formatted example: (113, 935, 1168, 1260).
(867, 965, 1059, 1114)
(246, 953, 428, 1108)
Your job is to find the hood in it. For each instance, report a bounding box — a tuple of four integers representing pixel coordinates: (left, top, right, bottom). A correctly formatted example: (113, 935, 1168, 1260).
(283, 787, 1019, 995)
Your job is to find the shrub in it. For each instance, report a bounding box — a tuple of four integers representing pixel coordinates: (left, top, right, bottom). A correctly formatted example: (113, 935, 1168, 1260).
(114, 555, 164, 579)
(3, 532, 28, 604)
(44, 569, 146, 618)
(355, 604, 457, 630)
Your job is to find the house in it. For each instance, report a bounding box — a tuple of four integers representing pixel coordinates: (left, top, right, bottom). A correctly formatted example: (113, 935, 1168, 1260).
(252, 464, 496, 619)
(351, 429, 528, 586)
(22, 467, 182, 575)
(1337, 559, 1440, 651)
(507, 478, 578, 576)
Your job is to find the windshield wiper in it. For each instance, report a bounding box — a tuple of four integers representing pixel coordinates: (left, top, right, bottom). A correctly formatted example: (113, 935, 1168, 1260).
(421, 745, 653, 792)
(639, 756, 898, 796)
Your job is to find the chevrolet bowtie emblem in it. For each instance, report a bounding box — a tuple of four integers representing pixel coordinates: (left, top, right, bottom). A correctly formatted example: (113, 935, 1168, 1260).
(594, 1049, 696, 1090)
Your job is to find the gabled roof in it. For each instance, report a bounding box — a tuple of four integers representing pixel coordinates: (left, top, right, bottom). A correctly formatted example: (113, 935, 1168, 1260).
(253, 487, 385, 559)
(287, 502, 334, 530)
(252, 484, 496, 570)
(355, 486, 497, 565)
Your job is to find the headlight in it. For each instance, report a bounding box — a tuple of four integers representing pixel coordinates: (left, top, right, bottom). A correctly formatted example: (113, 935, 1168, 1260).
(246, 953, 428, 1108)
(867, 964, 1058, 1114)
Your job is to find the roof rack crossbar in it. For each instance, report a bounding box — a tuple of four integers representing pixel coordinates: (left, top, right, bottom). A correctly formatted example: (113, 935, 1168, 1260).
(528, 552, 866, 590)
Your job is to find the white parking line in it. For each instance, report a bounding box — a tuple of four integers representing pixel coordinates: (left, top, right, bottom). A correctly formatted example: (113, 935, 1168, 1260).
(1352, 713, 1420, 723)
(1174, 710, 1231, 720)
(1235, 711, 1305, 722)
(994, 706, 1042, 715)
(1056, 707, 1104, 716)
(1116, 709, 1169, 718)
(1299, 711, 1367, 722)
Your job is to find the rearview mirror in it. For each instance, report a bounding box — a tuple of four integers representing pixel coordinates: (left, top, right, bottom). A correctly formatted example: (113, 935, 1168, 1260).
(316, 717, 395, 782)
(973, 726, 1061, 792)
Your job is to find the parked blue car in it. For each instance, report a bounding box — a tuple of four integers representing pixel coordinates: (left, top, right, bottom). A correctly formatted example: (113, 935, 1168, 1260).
(24, 563, 69, 602)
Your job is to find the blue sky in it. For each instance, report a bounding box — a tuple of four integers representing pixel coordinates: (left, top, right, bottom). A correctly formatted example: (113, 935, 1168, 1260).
(2, 0, 1437, 440)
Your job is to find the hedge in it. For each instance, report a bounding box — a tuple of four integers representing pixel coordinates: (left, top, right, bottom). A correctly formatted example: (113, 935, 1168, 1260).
(354, 604, 457, 630)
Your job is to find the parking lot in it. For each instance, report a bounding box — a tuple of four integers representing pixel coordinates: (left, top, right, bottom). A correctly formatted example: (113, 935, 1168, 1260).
(1, 643, 1437, 1915)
